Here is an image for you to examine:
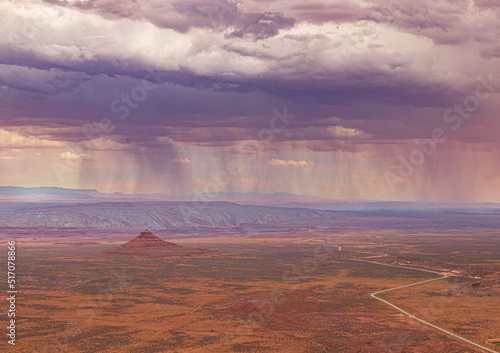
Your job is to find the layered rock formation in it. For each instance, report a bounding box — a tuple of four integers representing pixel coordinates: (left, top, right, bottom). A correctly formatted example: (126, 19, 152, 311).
(103, 229, 210, 256)
(0, 201, 335, 229)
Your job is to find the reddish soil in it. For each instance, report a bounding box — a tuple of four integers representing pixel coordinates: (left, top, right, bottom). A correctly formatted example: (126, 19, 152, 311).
(53, 241, 101, 246)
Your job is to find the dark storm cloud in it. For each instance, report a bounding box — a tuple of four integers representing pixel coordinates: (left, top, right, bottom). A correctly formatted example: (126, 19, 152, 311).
(45, 0, 295, 39)
(70, 0, 238, 32)
(45, 0, 500, 49)
(0, 0, 499, 154)
(288, 2, 363, 23)
(0, 64, 91, 97)
(227, 12, 295, 40)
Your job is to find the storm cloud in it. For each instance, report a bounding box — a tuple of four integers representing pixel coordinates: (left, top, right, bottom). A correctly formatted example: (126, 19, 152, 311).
(0, 0, 499, 200)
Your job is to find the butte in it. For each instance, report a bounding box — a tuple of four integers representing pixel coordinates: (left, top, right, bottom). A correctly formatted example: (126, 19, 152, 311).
(103, 229, 211, 257)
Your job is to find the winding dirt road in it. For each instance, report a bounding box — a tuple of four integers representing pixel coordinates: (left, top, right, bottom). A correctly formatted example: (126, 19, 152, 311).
(304, 240, 499, 353)
(352, 258, 498, 353)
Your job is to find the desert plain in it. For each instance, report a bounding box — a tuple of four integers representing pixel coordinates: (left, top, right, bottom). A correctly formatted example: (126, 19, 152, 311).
(1, 227, 498, 353)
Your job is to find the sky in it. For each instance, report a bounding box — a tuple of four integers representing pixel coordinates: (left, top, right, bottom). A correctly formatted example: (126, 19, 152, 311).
(0, 0, 499, 202)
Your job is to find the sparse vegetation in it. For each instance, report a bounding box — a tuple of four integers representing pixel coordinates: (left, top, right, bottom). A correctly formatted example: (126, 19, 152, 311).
(6, 228, 500, 352)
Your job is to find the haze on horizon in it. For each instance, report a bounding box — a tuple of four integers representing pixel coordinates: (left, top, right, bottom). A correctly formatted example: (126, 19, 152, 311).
(1, 0, 500, 203)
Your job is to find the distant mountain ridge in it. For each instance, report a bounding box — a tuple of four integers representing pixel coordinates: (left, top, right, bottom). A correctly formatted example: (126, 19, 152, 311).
(0, 186, 99, 195)
(0, 186, 327, 204)
(2, 200, 500, 232)
(0, 201, 335, 230)
(1, 186, 499, 211)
